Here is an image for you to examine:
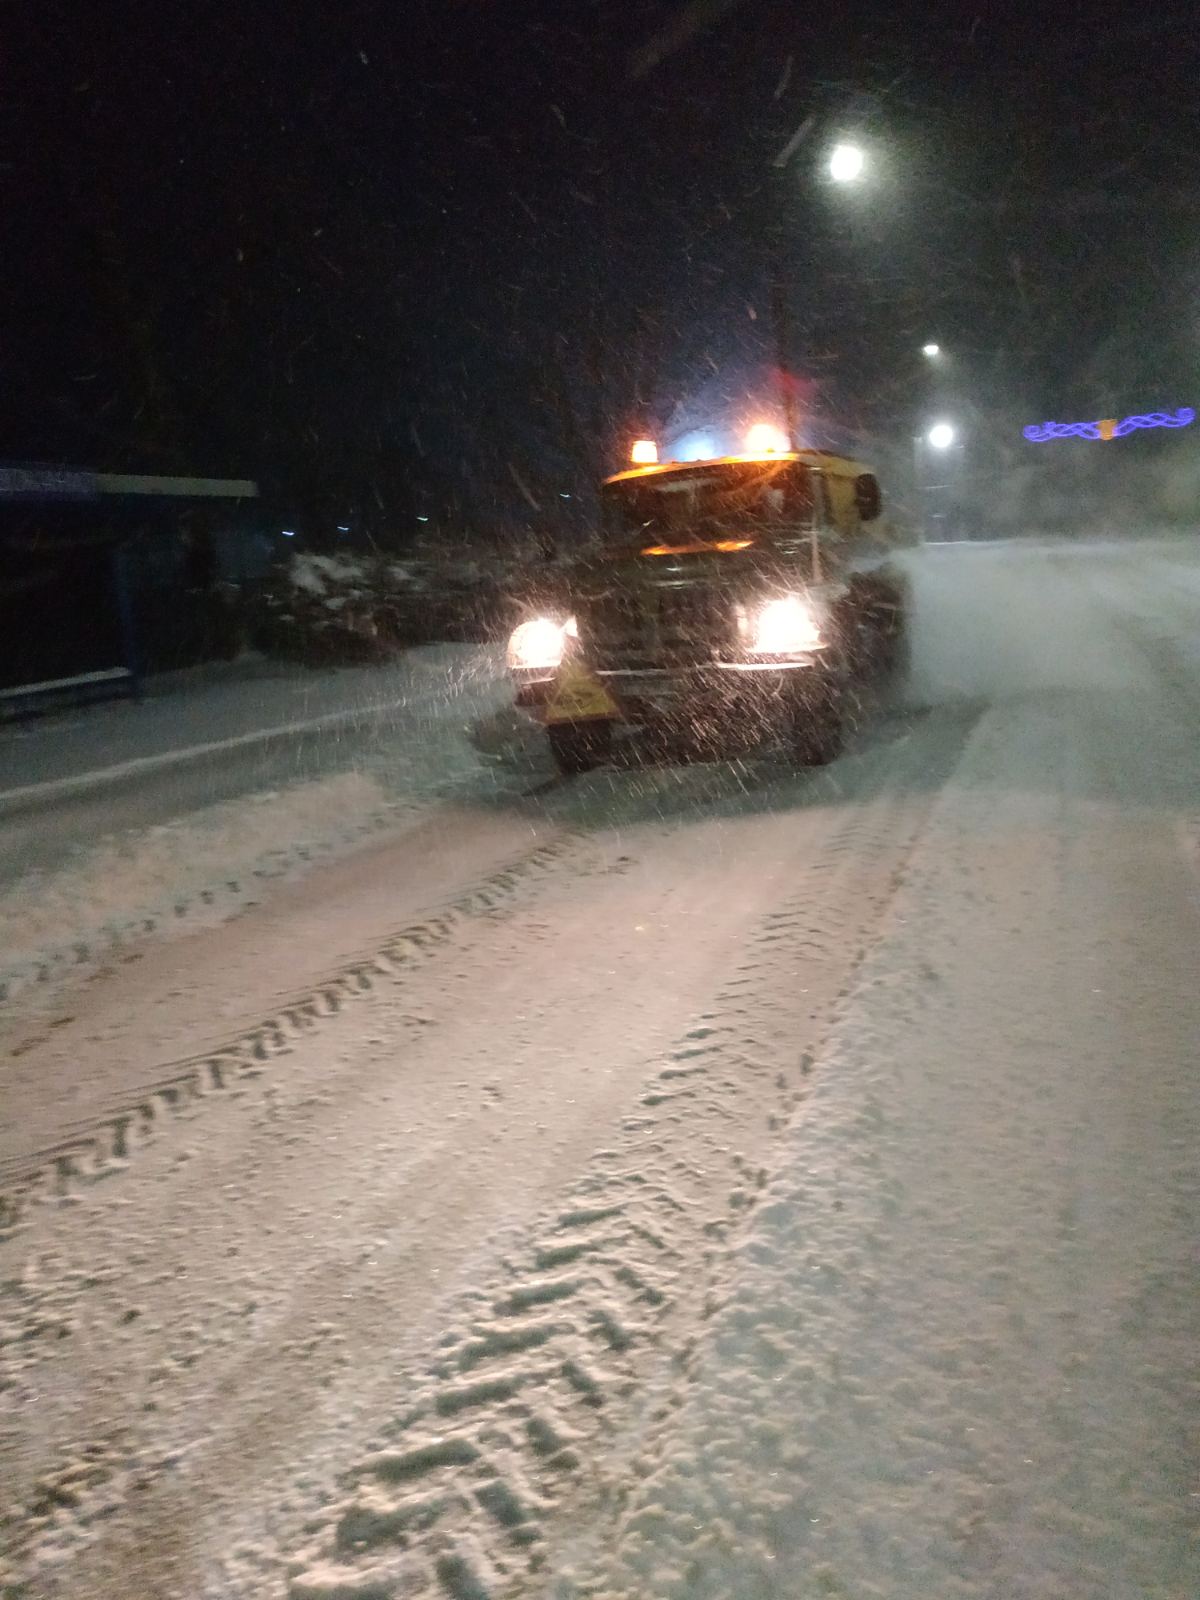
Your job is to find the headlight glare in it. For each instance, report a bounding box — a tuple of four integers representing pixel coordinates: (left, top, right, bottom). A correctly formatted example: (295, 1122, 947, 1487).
(743, 593, 823, 655)
(507, 616, 573, 671)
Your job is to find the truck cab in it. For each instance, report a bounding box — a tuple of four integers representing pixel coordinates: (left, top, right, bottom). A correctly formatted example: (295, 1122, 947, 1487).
(507, 444, 908, 774)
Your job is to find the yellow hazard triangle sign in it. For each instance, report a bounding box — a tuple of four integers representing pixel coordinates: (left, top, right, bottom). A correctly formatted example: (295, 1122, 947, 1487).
(544, 659, 620, 725)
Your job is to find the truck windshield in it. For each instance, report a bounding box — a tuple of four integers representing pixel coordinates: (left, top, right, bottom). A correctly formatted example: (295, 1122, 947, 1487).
(602, 461, 814, 543)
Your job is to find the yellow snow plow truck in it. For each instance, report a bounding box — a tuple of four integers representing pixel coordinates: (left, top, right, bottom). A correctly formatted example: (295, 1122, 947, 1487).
(506, 438, 909, 775)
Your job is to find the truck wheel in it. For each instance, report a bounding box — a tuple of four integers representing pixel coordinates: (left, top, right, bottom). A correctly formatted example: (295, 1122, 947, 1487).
(790, 690, 844, 766)
(547, 720, 612, 776)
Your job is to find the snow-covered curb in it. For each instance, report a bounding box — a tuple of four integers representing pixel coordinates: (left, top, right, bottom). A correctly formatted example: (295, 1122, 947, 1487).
(0, 703, 413, 816)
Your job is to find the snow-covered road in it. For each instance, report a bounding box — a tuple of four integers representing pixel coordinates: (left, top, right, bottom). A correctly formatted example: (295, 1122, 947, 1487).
(2, 541, 1198, 1600)
(0, 646, 514, 1008)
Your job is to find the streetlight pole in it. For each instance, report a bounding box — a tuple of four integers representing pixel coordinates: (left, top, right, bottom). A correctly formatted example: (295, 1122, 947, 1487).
(766, 121, 808, 451)
(770, 263, 801, 451)
(766, 125, 866, 451)
(913, 343, 952, 539)
(914, 420, 962, 541)
(912, 432, 925, 542)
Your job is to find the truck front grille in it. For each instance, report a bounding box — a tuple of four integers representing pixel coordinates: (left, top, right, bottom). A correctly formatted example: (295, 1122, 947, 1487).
(580, 587, 736, 667)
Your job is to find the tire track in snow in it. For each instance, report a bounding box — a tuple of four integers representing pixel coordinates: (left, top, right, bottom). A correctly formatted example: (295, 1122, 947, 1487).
(0, 837, 576, 1240)
(269, 711, 979, 1600)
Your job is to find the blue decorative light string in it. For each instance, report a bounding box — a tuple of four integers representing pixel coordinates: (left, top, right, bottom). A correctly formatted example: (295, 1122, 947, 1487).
(1024, 408, 1195, 442)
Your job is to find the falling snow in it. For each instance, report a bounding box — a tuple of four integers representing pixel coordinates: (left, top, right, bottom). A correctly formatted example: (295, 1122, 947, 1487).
(2, 540, 1198, 1600)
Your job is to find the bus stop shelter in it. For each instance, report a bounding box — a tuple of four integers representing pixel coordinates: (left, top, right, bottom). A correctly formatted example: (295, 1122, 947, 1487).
(0, 466, 259, 717)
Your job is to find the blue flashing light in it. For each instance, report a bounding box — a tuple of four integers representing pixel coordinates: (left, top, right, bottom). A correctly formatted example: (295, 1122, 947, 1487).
(675, 433, 721, 462)
(1024, 407, 1195, 442)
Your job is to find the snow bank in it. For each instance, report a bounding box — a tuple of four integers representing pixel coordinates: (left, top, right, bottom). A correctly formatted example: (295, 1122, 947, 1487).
(0, 647, 515, 1013)
(0, 770, 397, 1007)
(259, 548, 519, 661)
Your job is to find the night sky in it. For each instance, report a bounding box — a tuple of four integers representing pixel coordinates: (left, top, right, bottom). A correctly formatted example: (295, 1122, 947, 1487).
(5, 1, 1197, 540)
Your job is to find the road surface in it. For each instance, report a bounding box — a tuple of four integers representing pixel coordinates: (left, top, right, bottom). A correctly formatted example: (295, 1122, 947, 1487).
(1, 541, 1197, 1600)
(0, 646, 513, 1008)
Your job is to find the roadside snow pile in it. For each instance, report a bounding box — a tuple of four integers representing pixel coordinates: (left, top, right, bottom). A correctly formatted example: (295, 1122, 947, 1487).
(261, 553, 429, 662)
(0, 646, 519, 1014)
(259, 547, 526, 662)
(286, 553, 418, 601)
(0, 770, 396, 1008)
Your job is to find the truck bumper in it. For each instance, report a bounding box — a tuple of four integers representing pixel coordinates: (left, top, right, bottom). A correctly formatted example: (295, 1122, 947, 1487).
(514, 658, 829, 727)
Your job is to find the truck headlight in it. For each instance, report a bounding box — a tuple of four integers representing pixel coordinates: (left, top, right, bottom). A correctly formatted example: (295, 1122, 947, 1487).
(507, 616, 576, 672)
(742, 593, 823, 655)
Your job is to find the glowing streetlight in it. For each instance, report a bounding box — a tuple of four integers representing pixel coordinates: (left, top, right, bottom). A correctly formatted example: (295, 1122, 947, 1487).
(828, 142, 865, 183)
(922, 342, 941, 358)
(927, 421, 956, 451)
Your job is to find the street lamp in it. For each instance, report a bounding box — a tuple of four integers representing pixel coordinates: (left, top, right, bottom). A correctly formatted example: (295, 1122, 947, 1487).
(927, 421, 956, 450)
(828, 142, 865, 183)
(922, 342, 941, 358)
(769, 136, 866, 444)
(914, 422, 964, 541)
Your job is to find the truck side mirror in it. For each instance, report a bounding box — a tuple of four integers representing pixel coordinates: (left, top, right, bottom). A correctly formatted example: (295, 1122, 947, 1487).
(854, 474, 882, 521)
